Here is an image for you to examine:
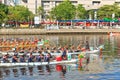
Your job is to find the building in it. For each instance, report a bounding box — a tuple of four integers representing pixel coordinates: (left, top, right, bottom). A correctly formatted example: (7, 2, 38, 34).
(1, 0, 120, 16)
(1, 0, 19, 6)
(0, 0, 2, 3)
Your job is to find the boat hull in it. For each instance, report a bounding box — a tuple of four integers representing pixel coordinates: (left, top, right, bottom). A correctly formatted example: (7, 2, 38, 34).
(0, 59, 77, 67)
(0, 49, 100, 57)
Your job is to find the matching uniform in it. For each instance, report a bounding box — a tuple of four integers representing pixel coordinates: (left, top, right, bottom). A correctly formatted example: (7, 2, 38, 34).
(12, 56, 18, 63)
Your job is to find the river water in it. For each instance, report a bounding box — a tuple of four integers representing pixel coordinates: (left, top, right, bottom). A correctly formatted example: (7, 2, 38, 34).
(0, 34, 120, 80)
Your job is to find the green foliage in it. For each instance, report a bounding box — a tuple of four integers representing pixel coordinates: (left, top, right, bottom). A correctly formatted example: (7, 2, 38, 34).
(37, 6, 44, 15)
(0, 3, 8, 14)
(97, 4, 120, 19)
(76, 4, 87, 19)
(1, 2, 120, 26)
(50, 0, 76, 20)
(86, 9, 95, 19)
(8, 5, 34, 21)
(0, 3, 9, 24)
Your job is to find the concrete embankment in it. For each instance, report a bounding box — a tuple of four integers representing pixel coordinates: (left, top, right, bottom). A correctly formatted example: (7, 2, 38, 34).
(0, 29, 120, 35)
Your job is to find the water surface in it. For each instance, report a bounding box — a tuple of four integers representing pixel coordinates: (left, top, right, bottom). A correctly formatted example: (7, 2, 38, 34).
(0, 34, 120, 80)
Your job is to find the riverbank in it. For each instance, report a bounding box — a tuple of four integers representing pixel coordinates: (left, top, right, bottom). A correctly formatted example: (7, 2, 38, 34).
(0, 28, 120, 35)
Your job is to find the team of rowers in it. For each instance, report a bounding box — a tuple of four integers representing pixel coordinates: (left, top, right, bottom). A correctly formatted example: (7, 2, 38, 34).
(0, 38, 89, 52)
(0, 38, 90, 63)
(0, 38, 49, 52)
(2, 51, 52, 63)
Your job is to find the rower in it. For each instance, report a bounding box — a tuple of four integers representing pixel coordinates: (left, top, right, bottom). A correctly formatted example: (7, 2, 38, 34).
(12, 55, 18, 63)
(44, 53, 51, 63)
(28, 53, 34, 62)
(2, 54, 9, 63)
(85, 41, 90, 51)
(19, 55, 26, 62)
(13, 50, 18, 56)
(36, 53, 44, 62)
(61, 49, 67, 60)
(76, 44, 81, 52)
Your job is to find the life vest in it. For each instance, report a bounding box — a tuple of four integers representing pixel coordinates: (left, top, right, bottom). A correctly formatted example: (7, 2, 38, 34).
(20, 57, 25, 62)
(44, 56, 50, 62)
(78, 52, 85, 59)
(56, 56, 62, 61)
(12, 57, 18, 63)
(36, 56, 42, 62)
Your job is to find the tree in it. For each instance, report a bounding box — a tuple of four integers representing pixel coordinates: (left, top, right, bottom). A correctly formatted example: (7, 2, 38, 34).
(50, 0, 76, 20)
(97, 4, 120, 19)
(86, 9, 95, 20)
(0, 3, 9, 25)
(37, 6, 44, 21)
(7, 5, 34, 27)
(37, 6, 44, 16)
(76, 4, 86, 19)
(8, 5, 34, 21)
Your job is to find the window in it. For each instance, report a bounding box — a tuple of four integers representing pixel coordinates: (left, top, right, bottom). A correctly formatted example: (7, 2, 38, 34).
(92, 1, 101, 5)
(43, 1, 50, 3)
(22, 0, 27, 3)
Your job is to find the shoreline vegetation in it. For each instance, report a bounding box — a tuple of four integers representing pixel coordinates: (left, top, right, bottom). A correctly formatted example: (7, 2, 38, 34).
(0, 28, 120, 35)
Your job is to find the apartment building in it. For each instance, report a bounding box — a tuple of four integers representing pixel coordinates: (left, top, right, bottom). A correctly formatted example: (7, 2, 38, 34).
(2, 0, 120, 14)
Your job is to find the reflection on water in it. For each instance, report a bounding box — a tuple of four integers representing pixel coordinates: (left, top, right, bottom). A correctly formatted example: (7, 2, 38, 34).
(0, 70, 3, 79)
(0, 34, 120, 80)
(0, 59, 119, 80)
(45, 65, 51, 75)
(12, 68, 19, 77)
(56, 64, 67, 78)
(0, 65, 68, 80)
(3, 68, 10, 77)
(28, 67, 33, 76)
(61, 65, 67, 78)
(20, 67, 26, 75)
(37, 66, 44, 75)
(0, 34, 106, 48)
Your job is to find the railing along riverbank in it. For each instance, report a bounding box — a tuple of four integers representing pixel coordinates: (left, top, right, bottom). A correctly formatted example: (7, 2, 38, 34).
(0, 28, 120, 35)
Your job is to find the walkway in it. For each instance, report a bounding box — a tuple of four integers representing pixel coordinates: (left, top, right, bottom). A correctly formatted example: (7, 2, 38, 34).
(0, 28, 120, 35)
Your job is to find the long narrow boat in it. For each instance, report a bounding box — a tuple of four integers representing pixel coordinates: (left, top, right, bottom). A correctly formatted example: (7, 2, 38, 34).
(0, 59, 77, 67)
(0, 45, 104, 67)
(0, 48, 100, 57)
